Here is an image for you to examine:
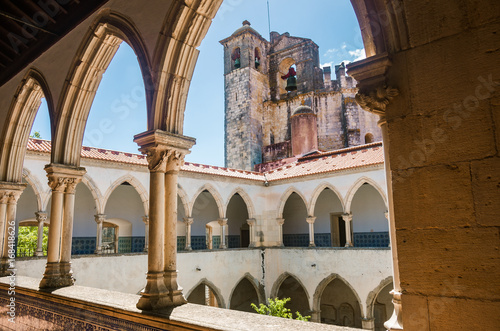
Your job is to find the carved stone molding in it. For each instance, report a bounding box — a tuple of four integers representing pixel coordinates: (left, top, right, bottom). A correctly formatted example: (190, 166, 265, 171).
(45, 164, 86, 193)
(94, 214, 106, 224)
(355, 86, 399, 116)
(346, 52, 399, 116)
(0, 182, 27, 203)
(35, 212, 48, 223)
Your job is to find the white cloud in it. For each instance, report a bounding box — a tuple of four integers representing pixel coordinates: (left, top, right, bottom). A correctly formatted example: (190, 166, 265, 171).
(322, 43, 366, 67)
(348, 48, 366, 61)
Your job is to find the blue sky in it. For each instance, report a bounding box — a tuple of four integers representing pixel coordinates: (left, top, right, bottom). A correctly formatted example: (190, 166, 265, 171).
(31, 0, 364, 167)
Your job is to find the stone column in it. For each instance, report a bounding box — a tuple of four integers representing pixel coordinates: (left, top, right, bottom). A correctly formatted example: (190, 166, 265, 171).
(94, 214, 106, 254)
(362, 317, 375, 330)
(0, 183, 25, 276)
(218, 218, 227, 249)
(246, 218, 256, 247)
(183, 217, 193, 251)
(276, 218, 285, 247)
(40, 164, 85, 289)
(342, 213, 354, 247)
(134, 130, 195, 310)
(206, 225, 213, 250)
(35, 211, 48, 257)
(347, 55, 402, 330)
(142, 216, 149, 252)
(385, 211, 391, 248)
(306, 216, 316, 247)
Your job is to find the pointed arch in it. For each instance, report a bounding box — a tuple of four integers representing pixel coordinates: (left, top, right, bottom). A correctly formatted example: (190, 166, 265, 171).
(103, 175, 149, 216)
(309, 182, 345, 216)
(177, 184, 190, 218)
(344, 176, 387, 213)
(22, 168, 44, 212)
(366, 276, 393, 320)
(82, 174, 105, 215)
(225, 187, 255, 219)
(52, 11, 154, 166)
(186, 278, 226, 309)
(270, 272, 310, 301)
(228, 273, 265, 310)
(0, 68, 54, 182)
(277, 187, 308, 219)
(190, 184, 224, 219)
(312, 273, 365, 318)
(151, 0, 222, 132)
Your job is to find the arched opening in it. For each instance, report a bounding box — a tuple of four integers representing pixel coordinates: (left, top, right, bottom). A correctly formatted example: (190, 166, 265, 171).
(278, 58, 297, 95)
(254, 47, 261, 70)
(71, 183, 98, 255)
(16, 180, 44, 257)
(364, 133, 374, 144)
(282, 192, 308, 247)
(372, 282, 394, 331)
(276, 274, 310, 317)
(229, 277, 260, 312)
(177, 194, 187, 251)
(192, 190, 221, 250)
(351, 183, 388, 247)
(104, 181, 145, 253)
(226, 193, 250, 248)
(319, 278, 362, 328)
(187, 282, 223, 308)
(313, 187, 344, 247)
(232, 47, 241, 69)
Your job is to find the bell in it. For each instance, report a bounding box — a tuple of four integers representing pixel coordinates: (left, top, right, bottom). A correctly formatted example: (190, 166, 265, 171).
(234, 58, 240, 68)
(255, 57, 260, 68)
(285, 76, 297, 91)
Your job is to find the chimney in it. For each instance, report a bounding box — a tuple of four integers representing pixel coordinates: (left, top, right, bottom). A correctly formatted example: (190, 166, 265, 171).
(323, 66, 331, 88)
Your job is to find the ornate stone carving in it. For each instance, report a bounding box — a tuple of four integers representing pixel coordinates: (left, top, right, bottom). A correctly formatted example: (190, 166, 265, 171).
(355, 86, 399, 116)
(94, 214, 106, 224)
(35, 211, 48, 223)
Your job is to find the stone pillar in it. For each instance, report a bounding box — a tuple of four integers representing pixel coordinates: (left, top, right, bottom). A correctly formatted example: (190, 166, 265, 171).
(39, 164, 85, 289)
(183, 217, 193, 251)
(276, 218, 285, 247)
(362, 317, 375, 330)
(0, 183, 25, 276)
(35, 211, 48, 257)
(385, 211, 391, 248)
(142, 216, 149, 252)
(342, 213, 354, 247)
(218, 218, 227, 249)
(306, 216, 316, 247)
(310, 310, 321, 323)
(134, 130, 195, 310)
(347, 55, 402, 330)
(246, 218, 256, 247)
(94, 214, 106, 254)
(206, 224, 213, 250)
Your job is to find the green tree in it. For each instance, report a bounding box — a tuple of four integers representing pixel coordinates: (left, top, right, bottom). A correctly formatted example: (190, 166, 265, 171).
(29, 131, 42, 139)
(251, 297, 310, 321)
(17, 226, 48, 257)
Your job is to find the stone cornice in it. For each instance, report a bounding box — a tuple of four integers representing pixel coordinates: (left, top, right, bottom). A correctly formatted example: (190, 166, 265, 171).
(346, 52, 399, 116)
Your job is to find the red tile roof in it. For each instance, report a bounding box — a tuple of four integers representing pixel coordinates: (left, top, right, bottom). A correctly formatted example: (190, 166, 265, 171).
(26, 139, 384, 182)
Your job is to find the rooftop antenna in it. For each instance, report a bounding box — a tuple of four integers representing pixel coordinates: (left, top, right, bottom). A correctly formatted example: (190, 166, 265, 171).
(267, 0, 271, 37)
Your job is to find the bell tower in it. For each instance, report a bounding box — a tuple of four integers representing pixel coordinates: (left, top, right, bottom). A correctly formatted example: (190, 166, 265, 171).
(220, 21, 270, 171)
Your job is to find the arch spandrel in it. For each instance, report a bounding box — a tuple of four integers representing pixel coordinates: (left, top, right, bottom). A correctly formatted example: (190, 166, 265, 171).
(344, 176, 387, 213)
(277, 187, 309, 219)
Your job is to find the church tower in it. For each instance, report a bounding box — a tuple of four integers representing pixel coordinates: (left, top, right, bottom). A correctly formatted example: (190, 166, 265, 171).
(220, 21, 269, 171)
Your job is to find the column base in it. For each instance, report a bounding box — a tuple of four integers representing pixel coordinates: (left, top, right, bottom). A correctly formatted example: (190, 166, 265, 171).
(184, 246, 192, 251)
(219, 244, 227, 249)
(309, 243, 316, 247)
(384, 290, 403, 330)
(362, 317, 375, 330)
(39, 262, 75, 289)
(35, 250, 44, 257)
(164, 269, 187, 305)
(143, 247, 149, 253)
(137, 271, 179, 310)
(0, 259, 12, 277)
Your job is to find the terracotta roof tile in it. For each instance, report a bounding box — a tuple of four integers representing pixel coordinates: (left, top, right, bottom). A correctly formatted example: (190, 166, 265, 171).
(26, 139, 384, 182)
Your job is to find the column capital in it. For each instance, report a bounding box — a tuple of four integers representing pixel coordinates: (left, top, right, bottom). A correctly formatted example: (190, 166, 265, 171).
(133, 130, 196, 173)
(246, 218, 256, 226)
(94, 214, 106, 224)
(35, 211, 48, 223)
(306, 216, 316, 224)
(0, 182, 27, 204)
(142, 215, 150, 224)
(342, 213, 353, 222)
(276, 218, 285, 226)
(218, 218, 228, 226)
(346, 53, 398, 116)
(183, 217, 193, 225)
(385, 211, 389, 219)
(45, 164, 85, 193)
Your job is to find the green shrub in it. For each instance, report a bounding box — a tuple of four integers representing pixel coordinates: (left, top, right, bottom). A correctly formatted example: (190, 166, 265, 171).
(251, 297, 310, 321)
